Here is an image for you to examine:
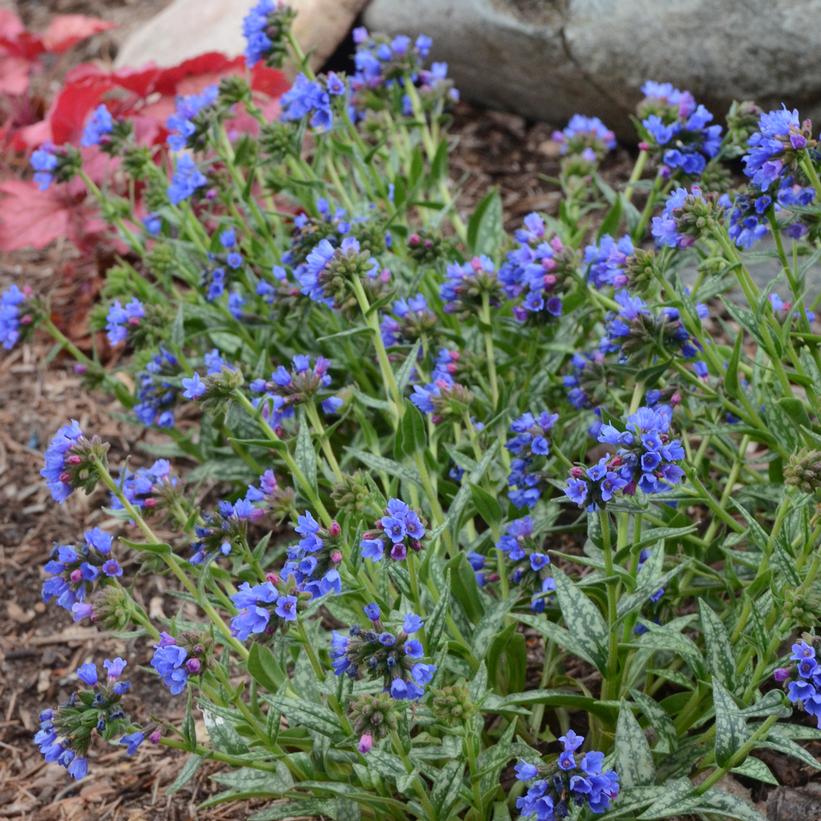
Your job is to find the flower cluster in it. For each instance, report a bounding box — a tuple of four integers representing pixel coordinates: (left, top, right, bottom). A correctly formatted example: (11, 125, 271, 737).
(105, 298, 145, 345)
(248, 354, 342, 421)
(151, 633, 205, 695)
(515, 730, 620, 819)
(281, 72, 345, 132)
(112, 458, 177, 512)
(584, 234, 633, 289)
(651, 185, 726, 248)
(331, 604, 435, 700)
(410, 351, 474, 422)
(189, 471, 284, 563)
(230, 581, 299, 640)
(1, 284, 32, 350)
(565, 405, 685, 509)
(552, 114, 616, 161)
(506, 411, 558, 509)
(380, 294, 437, 346)
(600, 289, 708, 376)
(243, 0, 296, 68)
(168, 154, 207, 204)
(41, 420, 105, 503)
(499, 213, 576, 322)
(744, 107, 814, 192)
(776, 640, 821, 728)
(42, 528, 120, 621)
(134, 348, 180, 427)
(638, 81, 721, 176)
(80, 104, 114, 148)
(167, 85, 218, 151)
(350, 27, 456, 114)
(360, 499, 426, 561)
(282, 511, 343, 597)
(441, 255, 503, 316)
(299, 236, 385, 310)
(35, 658, 137, 781)
(496, 516, 556, 611)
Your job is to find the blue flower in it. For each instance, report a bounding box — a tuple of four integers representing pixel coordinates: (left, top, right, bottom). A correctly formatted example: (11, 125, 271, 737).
(77, 663, 98, 686)
(40, 420, 85, 503)
(552, 114, 616, 158)
(167, 85, 218, 151)
(360, 499, 426, 562)
(584, 234, 633, 288)
(281, 73, 334, 131)
(565, 405, 684, 510)
(31, 144, 59, 190)
(181, 372, 206, 400)
(120, 732, 145, 756)
(151, 635, 189, 695)
(1, 284, 29, 350)
(167, 154, 207, 204)
(744, 106, 811, 193)
(80, 104, 114, 147)
(106, 298, 145, 345)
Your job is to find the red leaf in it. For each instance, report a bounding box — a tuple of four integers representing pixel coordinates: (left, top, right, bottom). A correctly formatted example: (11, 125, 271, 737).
(41, 15, 114, 54)
(0, 179, 70, 250)
(0, 54, 33, 95)
(0, 9, 24, 40)
(0, 179, 110, 252)
(251, 65, 290, 98)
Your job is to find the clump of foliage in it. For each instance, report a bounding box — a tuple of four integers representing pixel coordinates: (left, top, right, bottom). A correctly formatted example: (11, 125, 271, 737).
(6, 4, 821, 819)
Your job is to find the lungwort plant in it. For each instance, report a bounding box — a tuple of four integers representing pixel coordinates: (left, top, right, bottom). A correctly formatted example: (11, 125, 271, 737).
(8, 4, 821, 819)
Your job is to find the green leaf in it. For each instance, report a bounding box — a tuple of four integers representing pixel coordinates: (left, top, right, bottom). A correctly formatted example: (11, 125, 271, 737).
(487, 624, 526, 695)
(552, 568, 608, 671)
(249, 800, 336, 821)
(731, 756, 778, 785)
(396, 340, 422, 390)
(472, 598, 510, 658)
(248, 643, 285, 692)
(166, 754, 201, 794)
(395, 401, 427, 459)
(266, 696, 342, 739)
(615, 703, 655, 788)
(425, 569, 451, 652)
(118, 537, 172, 557)
(712, 677, 748, 767)
(724, 331, 744, 398)
(628, 624, 706, 678)
(171, 304, 185, 348)
(347, 448, 421, 486)
(699, 600, 735, 689)
(597, 195, 623, 239)
(469, 483, 503, 526)
(467, 188, 504, 256)
(629, 689, 677, 754)
(431, 759, 466, 818)
(683, 787, 767, 821)
(202, 706, 250, 755)
(491, 689, 618, 720)
(295, 414, 317, 488)
(516, 613, 599, 669)
(210, 764, 292, 792)
(636, 777, 693, 818)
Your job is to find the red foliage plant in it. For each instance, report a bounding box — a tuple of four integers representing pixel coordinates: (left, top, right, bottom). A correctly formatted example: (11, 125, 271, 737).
(0, 9, 289, 253)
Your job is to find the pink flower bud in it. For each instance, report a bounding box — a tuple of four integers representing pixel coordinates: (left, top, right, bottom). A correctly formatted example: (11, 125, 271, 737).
(149, 729, 162, 744)
(185, 658, 202, 674)
(550, 236, 565, 252)
(773, 667, 791, 682)
(670, 392, 682, 406)
(70, 569, 83, 584)
(330, 550, 343, 564)
(638, 141, 649, 151)
(358, 733, 373, 754)
(408, 233, 421, 246)
(144, 497, 158, 509)
(329, 521, 341, 537)
(59, 471, 72, 483)
(266, 572, 280, 585)
(570, 466, 584, 479)
(73, 364, 87, 375)
(66, 454, 83, 465)
(20, 313, 33, 326)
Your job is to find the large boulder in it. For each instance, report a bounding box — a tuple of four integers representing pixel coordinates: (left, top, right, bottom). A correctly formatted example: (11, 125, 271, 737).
(363, 0, 821, 137)
(115, 0, 368, 71)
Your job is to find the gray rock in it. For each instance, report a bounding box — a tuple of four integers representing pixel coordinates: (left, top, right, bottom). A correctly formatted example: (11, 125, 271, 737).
(363, 0, 821, 137)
